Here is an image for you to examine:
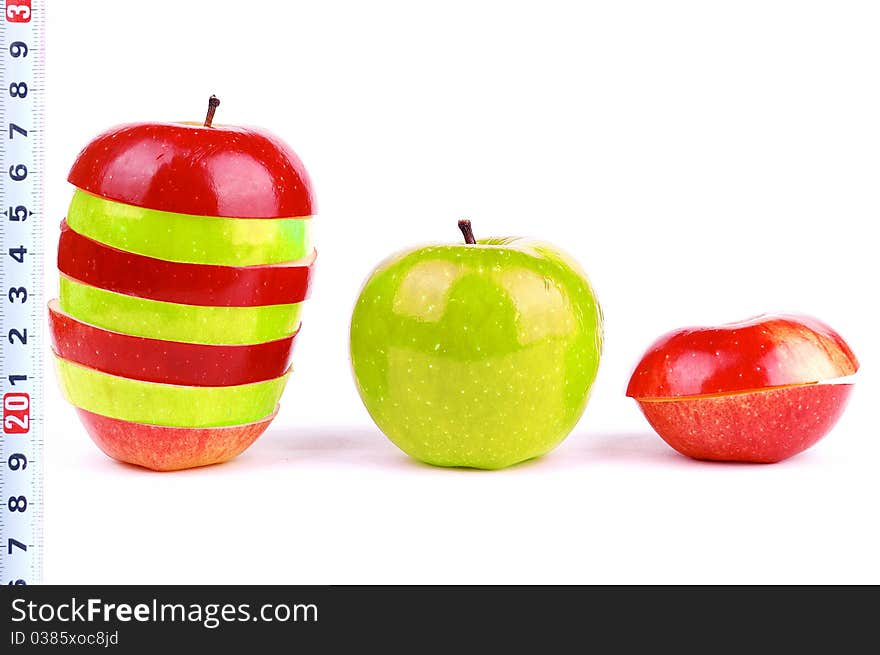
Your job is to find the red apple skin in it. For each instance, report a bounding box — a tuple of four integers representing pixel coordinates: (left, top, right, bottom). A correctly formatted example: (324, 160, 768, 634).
(68, 122, 314, 218)
(627, 313, 858, 399)
(49, 300, 296, 386)
(635, 384, 853, 463)
(76, 407, 277, 472)
(628, 313, 858, 463)
(57, 221, 314, 307)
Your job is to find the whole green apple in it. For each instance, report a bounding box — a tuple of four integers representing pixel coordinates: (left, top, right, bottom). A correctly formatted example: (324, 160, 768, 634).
(350, 221, 603, 469)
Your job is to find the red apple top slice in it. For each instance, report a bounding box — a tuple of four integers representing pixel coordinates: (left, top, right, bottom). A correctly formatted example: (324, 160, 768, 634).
(68, 122, 315, 218)
(626, 313, 859, 399)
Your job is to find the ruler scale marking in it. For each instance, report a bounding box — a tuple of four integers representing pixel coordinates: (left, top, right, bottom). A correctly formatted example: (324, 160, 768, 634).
(1, 0, 45, 586)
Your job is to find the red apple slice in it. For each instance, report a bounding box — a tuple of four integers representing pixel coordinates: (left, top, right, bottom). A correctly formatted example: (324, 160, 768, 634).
(48, 299, 296, 386)
(67, 122, 314, 218)
(627, 313, 859, 463)
(76, 406, 278, 471)
(635, 383, 854, 463)
(627, 313, 858, 398)
(57, 221, 315, 307)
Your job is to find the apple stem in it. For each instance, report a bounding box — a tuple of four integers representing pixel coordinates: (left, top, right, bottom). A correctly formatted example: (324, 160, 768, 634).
(204, 95, 220, 128)
(458, 219, 476, 245)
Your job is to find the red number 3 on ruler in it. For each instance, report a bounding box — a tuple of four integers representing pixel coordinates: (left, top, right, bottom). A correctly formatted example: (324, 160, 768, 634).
(3, 393, 30, 434)
(5, 0, 31, 22)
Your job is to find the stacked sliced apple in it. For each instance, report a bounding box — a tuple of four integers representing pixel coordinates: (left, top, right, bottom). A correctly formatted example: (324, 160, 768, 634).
(49, 97, 316, 471)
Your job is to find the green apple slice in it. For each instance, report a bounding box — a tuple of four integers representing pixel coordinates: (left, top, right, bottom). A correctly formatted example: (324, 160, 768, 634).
(67, 190, 313, 266)
(60, 276, 302, 345)
(55, 355, 290, 427)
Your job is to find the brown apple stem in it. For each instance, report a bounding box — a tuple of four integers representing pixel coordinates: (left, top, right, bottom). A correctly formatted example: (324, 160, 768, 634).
(204, 95, 220, 128)
(458, 219, 476, 245)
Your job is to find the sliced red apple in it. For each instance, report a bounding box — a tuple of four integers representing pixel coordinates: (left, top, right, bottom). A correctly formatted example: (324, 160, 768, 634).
(58, 221, 314, 307)
(60, 107, 312, 471)
(627, 313, 859, 463)
(77, 406, 278, 472)
(49, 299, 296, 386)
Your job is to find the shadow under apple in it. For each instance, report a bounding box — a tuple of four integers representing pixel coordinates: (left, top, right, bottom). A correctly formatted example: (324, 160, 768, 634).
(79, 424, 830, 474)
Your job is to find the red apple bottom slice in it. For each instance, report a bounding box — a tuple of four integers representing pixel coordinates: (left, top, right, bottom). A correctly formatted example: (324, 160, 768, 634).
(635, 383, 853, 463)
(76, 406, 279, 472)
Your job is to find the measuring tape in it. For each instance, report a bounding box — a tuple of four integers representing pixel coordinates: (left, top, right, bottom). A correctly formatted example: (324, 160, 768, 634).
(1, 0, 45, 586)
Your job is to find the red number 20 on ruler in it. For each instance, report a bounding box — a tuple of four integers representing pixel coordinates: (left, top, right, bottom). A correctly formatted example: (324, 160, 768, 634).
(4, 393, 30, 434)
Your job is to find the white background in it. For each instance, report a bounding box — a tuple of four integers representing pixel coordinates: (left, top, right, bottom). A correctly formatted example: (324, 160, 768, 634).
(40, 1, 878, 583)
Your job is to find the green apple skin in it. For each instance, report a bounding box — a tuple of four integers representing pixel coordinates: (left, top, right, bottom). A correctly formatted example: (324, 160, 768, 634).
(350, 237, 603, 469)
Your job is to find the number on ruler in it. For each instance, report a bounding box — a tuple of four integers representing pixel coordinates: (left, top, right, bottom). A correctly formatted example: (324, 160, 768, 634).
(8, 81, 27, 98)
(3, 393, 30, 434)
(9, 40, 28, 57)
(8, 163, 27, 181)
(6, 206, 32, 221)
(8, 287, 27, 303)
(8, 245, 26, 263)
(5, 1, 31, 23)
(8, 328, 27, 345)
